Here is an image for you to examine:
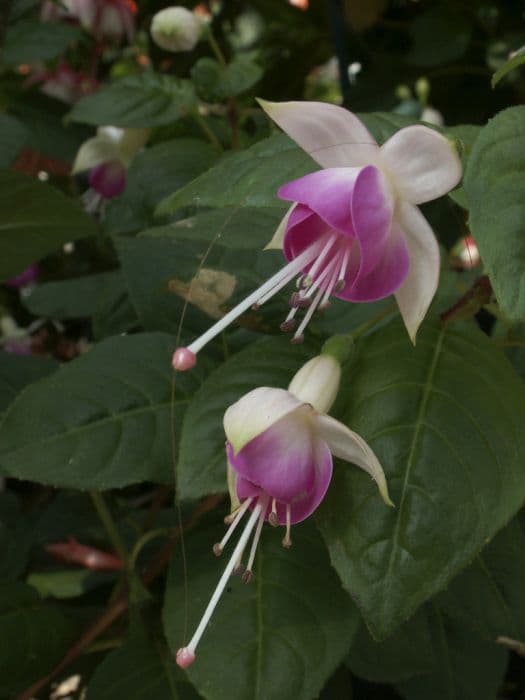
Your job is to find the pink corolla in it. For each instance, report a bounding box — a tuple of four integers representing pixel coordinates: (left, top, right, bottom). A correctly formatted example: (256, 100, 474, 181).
(175, 354, 392, 669)
(172, 101, 461, 372)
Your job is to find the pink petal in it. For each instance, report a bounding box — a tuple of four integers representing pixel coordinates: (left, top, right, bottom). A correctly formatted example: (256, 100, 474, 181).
(89, 160, 126, 198)
(227, 407, 333, 524)
(344, 223, 410, 302)
(394, 201, 440, 342)
(279, 167, 362, 237)
(282, 205, 331, 261)
(258, 99, 380, 168)
(380, 125, 462, 205)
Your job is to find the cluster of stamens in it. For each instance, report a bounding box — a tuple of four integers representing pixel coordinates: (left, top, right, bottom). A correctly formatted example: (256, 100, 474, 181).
(172, 231, 353, 371)
(175, 494, 293, 669)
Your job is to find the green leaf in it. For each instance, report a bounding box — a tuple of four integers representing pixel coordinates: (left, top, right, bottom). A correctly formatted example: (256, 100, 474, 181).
(87, 624, 199, 700)
(163, 520, 359, 700)
(24, 271, 125, 320)
(347, 611, 435, 684)
(395, 607, 507, 700)
(318, 318, 525, 639)
(177, 336, 316, 500)
(105, 138, 217, 235)
(437, 512, 525, 641)
(0, 582, 75, 696)
(27, 569, 115, 599)
(3, 20, 82, 65)
(492, 48, 525, 86)
(0, 351, 57, 414)
(463, 106, 525, 321)
(191, 56, 262, 101)
(68, 73, 197, 128)
(142, 206, 284, 249)
(155, 133, 314, 216)
(0, 113, 28, 168)
(0, 171, 98, 282)
(0, 493, 33, 580)
(0, 333, 203, 489)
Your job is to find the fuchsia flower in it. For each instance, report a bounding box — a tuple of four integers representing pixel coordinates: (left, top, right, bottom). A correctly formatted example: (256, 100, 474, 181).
(175, 354, 392, 669)
(72, 126, 149, 198)
(172, 101, 462, 372)
(68, 0, 136, 42)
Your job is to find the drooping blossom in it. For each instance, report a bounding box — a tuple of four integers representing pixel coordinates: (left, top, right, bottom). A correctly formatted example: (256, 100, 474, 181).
(67, 0, 136, 42)
(72, 126, 149, 198)
(45, 537, 124, 571)
(175, 353, 392, 668)
(36, 61, 98, 104)
(150, 6, 203, 52)
(172, 101, 461, 371)
(5, 265, 38, 290)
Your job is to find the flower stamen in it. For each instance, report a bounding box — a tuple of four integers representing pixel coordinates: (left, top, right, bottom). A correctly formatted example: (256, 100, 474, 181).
(242, 501, 267, 584)
(213, 497, 253, 556)
(268, 498, 279, 527)
(282, 504, 292, 548)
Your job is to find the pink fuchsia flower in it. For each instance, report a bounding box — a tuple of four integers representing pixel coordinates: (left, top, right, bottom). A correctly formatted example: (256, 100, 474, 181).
(72, 126, 149, 198)
(171, 103, 461, 372)
(175, 353, 392, 668)
(38, 62, 98, 104)
(259, 99, 462, 342)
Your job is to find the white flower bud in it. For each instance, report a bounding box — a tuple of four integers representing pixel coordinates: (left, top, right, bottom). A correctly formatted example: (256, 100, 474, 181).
(150, 6, 202, 52)
(288, 354, 341, 414)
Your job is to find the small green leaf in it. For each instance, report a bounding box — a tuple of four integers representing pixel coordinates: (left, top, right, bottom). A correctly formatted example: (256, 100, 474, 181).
(27, 569, 115, 599)
(3, 20, 82, 65)
(191, 56, 262, 101)
(0, 333, 202, 489)
(0, 171, 98, 282)
(0, 582, 75, 696)
(319, 318, 525, 639)
(0, 114, 28, 168)
(464, 106, 525, 320)
(68, 73, 197, 127)
(105, 138, 217, 235)
(177, 336, 316, 499)
(163, 520, 359, 700)
(492, 49, 525, 87)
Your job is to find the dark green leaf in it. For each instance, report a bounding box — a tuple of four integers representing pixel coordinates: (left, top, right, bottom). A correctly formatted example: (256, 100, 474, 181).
(0, 113, 28, 168)
(163, 520, 359, 700)
(0, 351, 57, 414)
(395, 607, 507, 700)
(177, 336, 316, 499)
(68, 73, 197, 127)
(24, 271, 125, 320)
(3, 20, 82, 65)
(347, 611, 435, 684)
(0, 171, 98, 282)
(0, 493, 33, 580)
(105, 138, 217, 235)
(0, 333, 202, 489)
(0, 582, 75, 695)
(319, 319, 525, 639)
(437, 513, 525, 641)
(464, 106, 525, 320)
(142, 206, 284, 249)
(87, 624, 200, 700)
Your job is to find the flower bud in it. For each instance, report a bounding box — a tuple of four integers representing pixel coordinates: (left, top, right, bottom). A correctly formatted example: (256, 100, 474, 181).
(288, 354, 341, 414)
(150, 6, 202, 52)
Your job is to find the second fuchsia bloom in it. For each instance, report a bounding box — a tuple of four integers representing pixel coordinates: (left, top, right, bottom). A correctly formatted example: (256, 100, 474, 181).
(172, 101, 462, 372)
(175, 354, 392, 669)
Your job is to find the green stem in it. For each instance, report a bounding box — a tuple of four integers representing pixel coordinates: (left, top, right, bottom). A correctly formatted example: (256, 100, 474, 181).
(194, 112, 223, 151)
(129, 528, 171, 572)
(350, 304, 397, 341)
(90, 491, 130, 570)
(207, 28, 227, 66)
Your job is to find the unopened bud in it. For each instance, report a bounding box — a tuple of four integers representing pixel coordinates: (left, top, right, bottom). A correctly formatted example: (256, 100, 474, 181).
(150, 7, 202, 52)
(288, 354, 341, 413)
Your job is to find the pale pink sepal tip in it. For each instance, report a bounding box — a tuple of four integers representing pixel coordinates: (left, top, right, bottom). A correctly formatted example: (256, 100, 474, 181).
(176, 647, 196, 668)
(172, 347, 197, 371)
